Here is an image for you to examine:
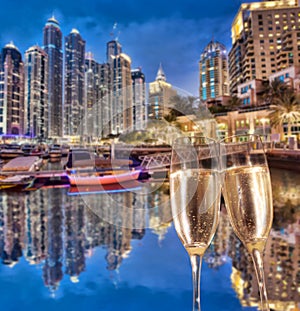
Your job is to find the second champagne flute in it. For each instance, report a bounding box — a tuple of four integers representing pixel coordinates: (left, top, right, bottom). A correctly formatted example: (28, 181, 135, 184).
(220, 134, 273, 311)
(170, 136, 221, 311)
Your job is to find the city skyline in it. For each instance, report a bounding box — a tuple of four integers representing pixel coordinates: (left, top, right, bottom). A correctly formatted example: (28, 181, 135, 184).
(0, 0, 259, 96)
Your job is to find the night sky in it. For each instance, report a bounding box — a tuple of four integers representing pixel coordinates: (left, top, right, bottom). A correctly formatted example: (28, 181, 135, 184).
(0, 0, 258, 95)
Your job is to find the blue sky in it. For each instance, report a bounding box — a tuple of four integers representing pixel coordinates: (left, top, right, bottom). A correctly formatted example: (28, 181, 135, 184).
(0, 0, 257, 96)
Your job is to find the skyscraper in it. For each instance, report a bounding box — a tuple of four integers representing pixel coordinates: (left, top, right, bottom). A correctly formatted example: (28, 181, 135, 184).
(43, 16, 63, 138)
(106, 40, 133, 134)
(199, 40, 229, 103)
(84, 52, 112, 139)
(229, 0, 300, 94)
(131, 67, 146, 130)
(64, 29, 86, 137)
(24, 45, 48, 139)
(148, 64, 177, 120)
(0, 42, 24, 135)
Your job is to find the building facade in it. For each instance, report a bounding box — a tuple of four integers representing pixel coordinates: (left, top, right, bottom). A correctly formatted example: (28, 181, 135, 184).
(107, 40, 133, 135)
(64, 29, 86, 137)
(84, 53, 112, 140)
(131, 67, 146, 131)
(24, 45, 48, 139)
(43, 16, 63, 138)
(199, 40, 229, 104)
(148, 64, 177, 120)
(0, 42, 24, 136)
(229, 0, 300, 95)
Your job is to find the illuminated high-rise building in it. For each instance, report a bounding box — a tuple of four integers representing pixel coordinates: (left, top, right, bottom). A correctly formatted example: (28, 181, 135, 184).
(229, 0, 300, 95)
(106, 40, 133, 134)
(24, 46, 48, 139)
(84, 53, 111, 139)
(64, 29, 86, 137)
(148, 64, 177, 120)
(43, 16, 63, 137)
(0, 42, 24, 136)
(131, 67, 146, 130)
(199, 40, 229, 103)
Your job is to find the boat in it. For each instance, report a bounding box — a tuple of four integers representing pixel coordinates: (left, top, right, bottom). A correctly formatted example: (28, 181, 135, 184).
(0, 174, 34, 190)
(64, 148, 95, 173)
(1, 156, 43, 173)
(0, 143, 24, 159)
(48, 144, 63, 159)
(26, 174, 70, 191)
(61, 144, 70, 157)
(65, 148, 141, 186)
(67, 180, 142, 195)
(68, 169, 141, 186)
(30, 145, 45, 157)
(21, 144, 36, 156)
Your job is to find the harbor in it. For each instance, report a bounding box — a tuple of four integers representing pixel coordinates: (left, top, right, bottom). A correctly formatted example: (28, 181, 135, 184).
(0, 162, 298, 311)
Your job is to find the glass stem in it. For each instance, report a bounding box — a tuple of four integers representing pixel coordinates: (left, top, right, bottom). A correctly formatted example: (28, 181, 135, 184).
(251, 249, 270, 311)
(190, 254, 203, 311)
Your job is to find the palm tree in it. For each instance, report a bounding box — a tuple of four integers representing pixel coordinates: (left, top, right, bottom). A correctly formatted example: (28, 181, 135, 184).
(165, 95, 196, 121)
(268, 89, 300, 138)
(226, 95, 242, 111)
(262, 79, 289, 105)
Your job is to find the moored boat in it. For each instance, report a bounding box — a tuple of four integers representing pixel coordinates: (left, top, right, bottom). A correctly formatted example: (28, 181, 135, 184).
(0, 174, 34, 190)
(1, 156, 43, 173)
(61, 144, 70, 157)
(0, 143, 24, 159)
(67, 169, 141, 186)
(67, 179, 142, 195)
(48, 144, 63, 159)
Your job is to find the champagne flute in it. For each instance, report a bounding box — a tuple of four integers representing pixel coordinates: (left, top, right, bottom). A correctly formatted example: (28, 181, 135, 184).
(220, 134, 273, 311)
(170, 136, 221, 311)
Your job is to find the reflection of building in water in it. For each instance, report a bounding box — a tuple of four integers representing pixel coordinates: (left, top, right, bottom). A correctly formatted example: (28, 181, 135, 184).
(264, 219, 300, 311)
(229, 215, 300, 311)
(24, 190, 48, 264)
(147, 182, 172, 242)
(82, 190, 147, 270)
(64, 199, 86, 283)
(0, 182, 175, 287)
(271, 169, 300, 207)
(0, 194, 26, 267)
(205, 208, 232, 268)
(42, 189, 64, 294)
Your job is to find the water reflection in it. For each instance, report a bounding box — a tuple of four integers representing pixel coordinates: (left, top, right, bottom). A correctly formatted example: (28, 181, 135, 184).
(0, 168, 299, 311)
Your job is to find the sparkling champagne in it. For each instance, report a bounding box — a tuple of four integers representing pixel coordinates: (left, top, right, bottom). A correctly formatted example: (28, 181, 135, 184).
(170, 169, 221, 256)
(222, 165, 273, 252)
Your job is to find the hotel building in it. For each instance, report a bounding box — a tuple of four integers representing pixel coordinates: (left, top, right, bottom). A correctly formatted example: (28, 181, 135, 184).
(228, 0, 300, 95)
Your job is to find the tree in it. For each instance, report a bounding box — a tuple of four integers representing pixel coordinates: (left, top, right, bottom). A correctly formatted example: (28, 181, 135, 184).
(268, 89, 300, 138)
(262, 79, 288, 105)
(164, 95, 196, 121)
(226, 95, 242, 111)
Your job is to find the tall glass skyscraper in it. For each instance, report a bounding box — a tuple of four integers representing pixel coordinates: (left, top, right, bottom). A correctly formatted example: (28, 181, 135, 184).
(43, 16, 63, 138)
(64, 29, 85, 137)
(131, 68, 146, 130)
(0, 42, 24, 135)
(199, 40, 229, 103)
(24, 45, 48, 139)
(106, 40, 132, 134)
